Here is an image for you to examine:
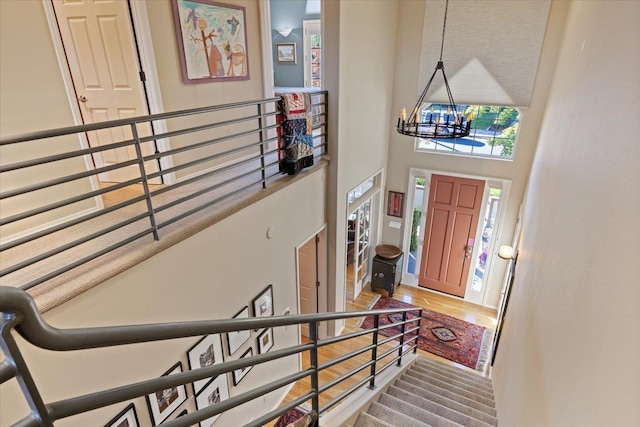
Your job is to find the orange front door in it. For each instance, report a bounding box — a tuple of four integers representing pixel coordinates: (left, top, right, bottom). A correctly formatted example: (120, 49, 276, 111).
(419, 175, 485, 297)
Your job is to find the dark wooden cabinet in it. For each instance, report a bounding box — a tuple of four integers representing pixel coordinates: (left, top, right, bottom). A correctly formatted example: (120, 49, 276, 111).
(371, 253, 403, 297)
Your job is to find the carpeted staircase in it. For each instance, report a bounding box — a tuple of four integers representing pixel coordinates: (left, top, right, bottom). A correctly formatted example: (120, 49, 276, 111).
(352, 356, 498, 427)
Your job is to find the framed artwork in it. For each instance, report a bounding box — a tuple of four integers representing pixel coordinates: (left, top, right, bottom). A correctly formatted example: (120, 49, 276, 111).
(252, 284, 274, 320)
(172, 0, 250, 84)
(257, 328, 274, 354)
(276, 43, 296, 64)
(195, 375, 230, 427)
(226, 306, 251, 356)
(187, 334, 224, 395)
(104, 403, 139, 427)
(387, 191, 405, 218)
(146, 362, 188, 426)
(232, 347, 254, 386)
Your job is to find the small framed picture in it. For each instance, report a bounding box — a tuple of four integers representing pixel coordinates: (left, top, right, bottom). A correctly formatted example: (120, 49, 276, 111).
(104, 403, 139, 427)
(252, 284, 274, 320)
(187, 334, 224, 395)
(276, 42, 296, 64)
(257, 328, 274, 354)
(227, 307, 251, 356)
(387, 191, 405, 218)
(195, 375, 230, 427)
(146, 362, 188, 426)
(232, 347, 254, 386)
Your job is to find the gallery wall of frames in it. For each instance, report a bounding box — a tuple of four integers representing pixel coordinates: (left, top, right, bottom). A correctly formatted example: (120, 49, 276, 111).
(104, 285, 276, 427)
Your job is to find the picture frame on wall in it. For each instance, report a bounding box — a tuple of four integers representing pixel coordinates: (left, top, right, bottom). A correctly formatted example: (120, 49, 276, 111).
(257, 328, 274, 354)
(387, 191, 405, 218)
(172, 0, 250, 84)
(232, 347, 254, 386)
(252, 284, 274, 322)
(187, 334, 225, 395)
(226, 306, 251, 356)
(146, 362, 188, 426)
(276, 42, 296, 64)
(195, 375, 230, 427)
(104, 403, 140, 427)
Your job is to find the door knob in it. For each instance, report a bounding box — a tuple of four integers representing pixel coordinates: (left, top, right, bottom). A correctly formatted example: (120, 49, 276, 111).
(78, 95, 88, 103)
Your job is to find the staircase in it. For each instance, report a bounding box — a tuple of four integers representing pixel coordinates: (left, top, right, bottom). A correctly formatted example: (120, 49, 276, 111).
(352, 356, 498, 427)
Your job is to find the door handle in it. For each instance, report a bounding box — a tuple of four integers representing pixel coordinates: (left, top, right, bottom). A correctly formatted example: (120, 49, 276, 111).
(78, 95, 88, 103)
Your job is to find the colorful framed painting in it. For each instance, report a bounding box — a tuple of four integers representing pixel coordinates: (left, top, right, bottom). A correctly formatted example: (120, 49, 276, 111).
(387, 191, 405, 218)
(172, 0, 250, 83)
(104, 403, 139, 427)
(187, 334, 225, 395)
(226, 306, 251, 356)
(146, 362, 188, 426)
(195, 375, 230, 427)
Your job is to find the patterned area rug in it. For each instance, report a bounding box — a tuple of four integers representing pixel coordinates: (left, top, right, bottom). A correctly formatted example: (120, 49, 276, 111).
(360, 297, 493, 371)
(274, 405, 311, 427)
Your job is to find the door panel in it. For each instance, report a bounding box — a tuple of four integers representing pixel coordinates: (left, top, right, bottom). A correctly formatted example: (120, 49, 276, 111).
(419, 175, 485, 297)
(298, 236, 317, 338)
(52, 0, 159, 183)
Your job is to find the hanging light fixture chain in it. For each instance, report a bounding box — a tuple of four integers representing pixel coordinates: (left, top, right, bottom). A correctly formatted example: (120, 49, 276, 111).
(439, 0, 450, 62)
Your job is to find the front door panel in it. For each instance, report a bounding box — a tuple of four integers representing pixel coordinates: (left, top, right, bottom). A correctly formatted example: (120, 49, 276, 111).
(419, 175, 485, 297)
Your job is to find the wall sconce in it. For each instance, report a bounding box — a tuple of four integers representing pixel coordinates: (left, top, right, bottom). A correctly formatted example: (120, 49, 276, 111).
(277, 28, 293, 37)
(498, 245, 516, 260)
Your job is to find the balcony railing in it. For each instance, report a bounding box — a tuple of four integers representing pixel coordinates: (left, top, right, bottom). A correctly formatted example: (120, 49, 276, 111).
(0, 286, 421, 427)
(0, 92, 327, 292)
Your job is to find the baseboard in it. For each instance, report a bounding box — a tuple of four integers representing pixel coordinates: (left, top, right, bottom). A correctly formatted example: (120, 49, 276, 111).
(0, 206, 100, 247)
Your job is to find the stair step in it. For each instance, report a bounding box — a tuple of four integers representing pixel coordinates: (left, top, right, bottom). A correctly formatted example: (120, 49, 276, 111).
(410, 365, 494, 399)
(353, 411, 396, 427)
(393, 380, 498, 425)
(400, 374, 497, 417)
(412, 361, 494, 393)
(415, 357, 492, 386)
(387, 386, 496, 427)
(367, 401, 431, 427)
(407, 368, 495, 408)
(378, 393, 464, 427)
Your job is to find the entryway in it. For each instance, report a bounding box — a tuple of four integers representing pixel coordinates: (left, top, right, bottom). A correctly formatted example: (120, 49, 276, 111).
(402, 169, 510, 306)
(296, 227, 328, 339)
(48, 0, 163, 189)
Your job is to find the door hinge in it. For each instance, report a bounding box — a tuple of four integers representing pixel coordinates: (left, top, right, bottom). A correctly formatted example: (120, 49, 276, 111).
(316, 281, 320, 288)
(139, 71, 146, 82)
(315, 235, 320, 243)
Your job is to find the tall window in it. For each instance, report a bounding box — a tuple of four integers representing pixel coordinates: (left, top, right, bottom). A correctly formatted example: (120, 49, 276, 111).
(415, 104, 521, 160)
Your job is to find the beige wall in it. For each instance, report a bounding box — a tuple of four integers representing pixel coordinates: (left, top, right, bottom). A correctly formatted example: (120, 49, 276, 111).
(324, 0, 399, 332)
(0, 167, 327, 427)
(493, 1, 640, 425)
(0, 0, 97, 239)
(382, 0, 568, 308)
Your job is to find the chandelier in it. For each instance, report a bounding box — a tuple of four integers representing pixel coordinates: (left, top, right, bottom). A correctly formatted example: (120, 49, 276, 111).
(397, 0, 472, 139)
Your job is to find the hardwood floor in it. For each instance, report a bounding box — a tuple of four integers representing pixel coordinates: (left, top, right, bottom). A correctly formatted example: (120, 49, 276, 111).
(267, 280, 497, 425)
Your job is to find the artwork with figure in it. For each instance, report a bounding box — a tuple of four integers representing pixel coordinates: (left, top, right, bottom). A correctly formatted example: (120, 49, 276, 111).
(173, 0, 249, 83)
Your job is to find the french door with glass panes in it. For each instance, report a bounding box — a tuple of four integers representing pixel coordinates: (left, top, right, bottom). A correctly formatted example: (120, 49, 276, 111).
(352, 198, 372, 296)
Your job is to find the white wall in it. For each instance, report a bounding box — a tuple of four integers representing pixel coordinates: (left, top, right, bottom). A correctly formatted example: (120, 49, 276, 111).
(0, 168, 327, 427)
(382, 0, 569, 308)
(492, 1, 640, 425)
(324, 0, 399, 333)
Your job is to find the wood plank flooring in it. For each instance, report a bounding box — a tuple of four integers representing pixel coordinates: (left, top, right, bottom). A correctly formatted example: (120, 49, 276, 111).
(267, 281, 497, 425)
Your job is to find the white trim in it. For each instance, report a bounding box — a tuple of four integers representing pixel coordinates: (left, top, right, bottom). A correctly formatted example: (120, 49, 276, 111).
(128, 0, 175, 185)
(258, 0, 275, 99)
(42, 0, 104, 211)
(401, 167, 511, 308)
(0, 207, 100, 247)
(302, 19, 321, 88)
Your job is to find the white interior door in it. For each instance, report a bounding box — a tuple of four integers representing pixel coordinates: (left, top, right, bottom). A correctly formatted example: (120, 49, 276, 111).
(302, 19, 321, 88)
(352, 198, 372, 298)
(52, 0, 159, 183)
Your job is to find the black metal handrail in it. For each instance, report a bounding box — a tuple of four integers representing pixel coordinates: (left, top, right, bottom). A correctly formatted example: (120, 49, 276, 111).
(0, 286, 422, 427)
(0, 92, 328, 291)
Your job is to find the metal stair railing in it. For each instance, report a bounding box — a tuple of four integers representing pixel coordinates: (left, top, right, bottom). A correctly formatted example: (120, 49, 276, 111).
(0, 92, 327, 291)
(0, 286, 422, 427)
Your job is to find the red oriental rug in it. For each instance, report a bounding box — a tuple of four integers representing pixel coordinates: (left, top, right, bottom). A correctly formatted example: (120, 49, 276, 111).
(359, 297, 493, 371)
